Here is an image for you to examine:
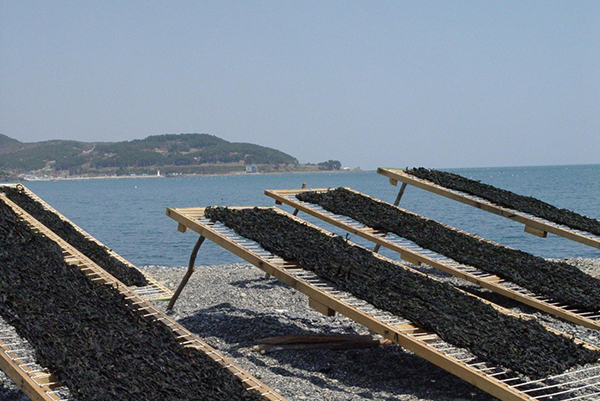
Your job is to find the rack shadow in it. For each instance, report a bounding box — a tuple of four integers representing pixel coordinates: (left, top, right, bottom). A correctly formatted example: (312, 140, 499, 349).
(178, 301, 495, 401)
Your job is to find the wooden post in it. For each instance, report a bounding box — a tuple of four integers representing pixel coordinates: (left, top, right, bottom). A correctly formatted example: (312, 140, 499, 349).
(167, 235, 205, 311)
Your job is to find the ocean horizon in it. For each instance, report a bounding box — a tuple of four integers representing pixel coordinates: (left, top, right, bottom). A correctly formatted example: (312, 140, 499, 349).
(18, 163, 600, 267)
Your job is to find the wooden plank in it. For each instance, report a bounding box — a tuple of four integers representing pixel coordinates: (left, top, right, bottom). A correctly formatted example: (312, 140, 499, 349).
(257, 334, 375, 345)
(481, 275, 502, 283)
(377, 168, 600, 249)
(264, 188, 600, 331)
(168, 206, 555, 401)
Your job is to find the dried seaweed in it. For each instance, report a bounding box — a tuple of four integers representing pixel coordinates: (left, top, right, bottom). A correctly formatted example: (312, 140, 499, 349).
(0, 185, 148, 287)
(204, 206, 600, 379)
(0, 201, 262, 401)
(296, 188, 600, 312)
(405, 167, 600, 236)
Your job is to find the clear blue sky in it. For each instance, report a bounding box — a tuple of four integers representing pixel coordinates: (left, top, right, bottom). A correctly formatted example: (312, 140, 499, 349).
(1, 1, 598, 169)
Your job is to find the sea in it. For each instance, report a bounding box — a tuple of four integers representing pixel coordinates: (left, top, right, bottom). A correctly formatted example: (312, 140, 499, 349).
(22, 164, 600, 268)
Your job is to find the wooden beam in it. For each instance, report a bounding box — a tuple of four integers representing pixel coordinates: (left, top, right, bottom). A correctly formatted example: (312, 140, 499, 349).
(377, 168, 600, 249)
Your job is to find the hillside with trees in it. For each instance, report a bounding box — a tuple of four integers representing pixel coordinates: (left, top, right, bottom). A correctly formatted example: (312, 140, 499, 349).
(0, 134, 342, 178)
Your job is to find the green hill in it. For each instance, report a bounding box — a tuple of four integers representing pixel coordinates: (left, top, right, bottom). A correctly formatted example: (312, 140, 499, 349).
(0, 134, 27, 154)
(0, 133, 21, 146)
(0, 133, 304, 176)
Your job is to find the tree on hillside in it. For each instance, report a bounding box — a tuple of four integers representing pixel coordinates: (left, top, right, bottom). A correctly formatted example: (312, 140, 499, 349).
(318, 160, 342, 170)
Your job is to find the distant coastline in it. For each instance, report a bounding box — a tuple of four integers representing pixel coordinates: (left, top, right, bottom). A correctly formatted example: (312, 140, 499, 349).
(13, 168, 362, 183)
(0, 133, 349, 182)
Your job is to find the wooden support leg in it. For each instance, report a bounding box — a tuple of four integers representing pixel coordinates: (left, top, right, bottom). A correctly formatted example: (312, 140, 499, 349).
(524, 225, 548, 238)
(167, 235, 205, 311)
(374, 183, 408, 253)
(309, 298, 336, 316)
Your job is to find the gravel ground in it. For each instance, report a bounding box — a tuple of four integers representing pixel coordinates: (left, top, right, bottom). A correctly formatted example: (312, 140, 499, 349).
(1, 257, 599, 400)
(0, 371, 26, 401)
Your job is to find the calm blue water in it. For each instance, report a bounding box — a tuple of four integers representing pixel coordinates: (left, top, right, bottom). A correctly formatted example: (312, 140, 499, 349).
(23, 164, 599, 267)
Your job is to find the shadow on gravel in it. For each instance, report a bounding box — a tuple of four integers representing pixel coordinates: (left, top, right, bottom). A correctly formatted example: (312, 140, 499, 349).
(0, 382, 28, 401)
(178, 302, 496, 401)
(230, 278, 288, 290)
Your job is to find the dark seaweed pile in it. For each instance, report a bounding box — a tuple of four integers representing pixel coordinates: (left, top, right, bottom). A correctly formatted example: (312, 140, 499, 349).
(1, 186, 148, 287)
(297, 188, 600, 312)
(204, 206, 600, 379)
(405, 167, 600, 236)
(0, 201, 262, 401)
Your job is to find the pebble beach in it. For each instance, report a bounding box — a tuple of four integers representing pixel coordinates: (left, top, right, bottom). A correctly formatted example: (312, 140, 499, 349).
(2, 257, 599, 401)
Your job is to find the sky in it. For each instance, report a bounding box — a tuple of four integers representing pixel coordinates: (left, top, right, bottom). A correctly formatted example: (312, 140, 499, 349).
(1, 1, 598, 170)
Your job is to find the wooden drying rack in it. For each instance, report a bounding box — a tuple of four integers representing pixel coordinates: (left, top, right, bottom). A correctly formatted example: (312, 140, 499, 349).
(167, 205, 600, 401)
(0, 327, 64, 401)
(265, 187, 600, 331)
(1, 184, 173, 301)
(0, 195, 285, 401)
(377, 168, 600, 249)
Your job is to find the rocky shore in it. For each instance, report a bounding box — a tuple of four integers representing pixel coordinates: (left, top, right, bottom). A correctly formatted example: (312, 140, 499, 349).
(2, 258, 599, 400)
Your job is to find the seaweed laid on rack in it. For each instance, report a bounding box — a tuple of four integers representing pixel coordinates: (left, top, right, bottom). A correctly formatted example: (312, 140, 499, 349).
(296, 188, 600, 312)
(0, 200, 262, 401)
(204, 206, 600, 379)
(405, 167, 600, 236)
(0, 185, 148, 287)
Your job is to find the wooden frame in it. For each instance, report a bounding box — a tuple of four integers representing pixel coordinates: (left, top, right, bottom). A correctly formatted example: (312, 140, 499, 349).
(0, 184, 172, 301)
(377, 168, 600, 249)
(167, 205, 600, 401)
(0, 333, 63, 401)
(0, 195, 285, 401)
(265, 187, 600, 331)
